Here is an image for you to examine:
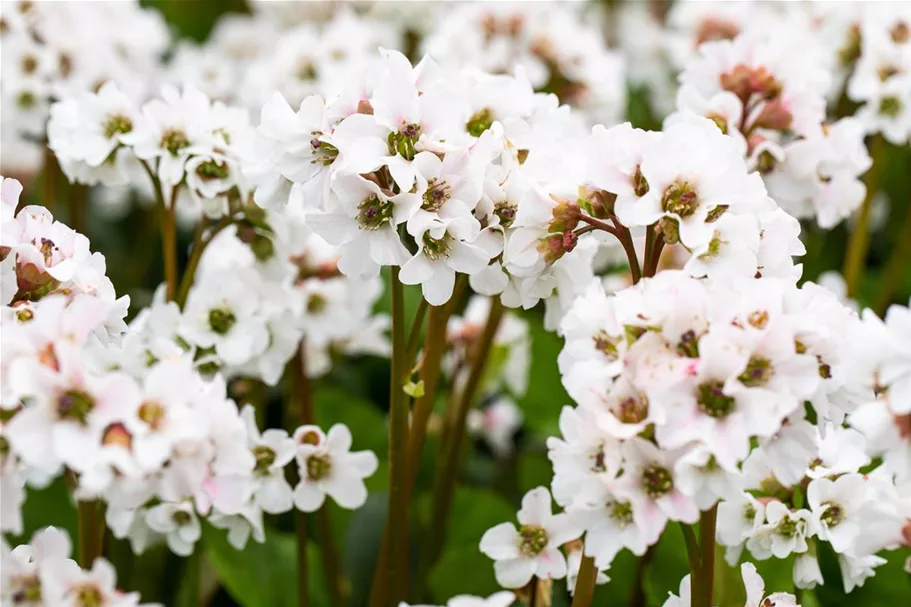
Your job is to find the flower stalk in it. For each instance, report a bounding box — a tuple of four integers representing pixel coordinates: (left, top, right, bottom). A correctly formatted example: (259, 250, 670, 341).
(843, 135, 885, 297)
(571, 555, 597, 607)
(387, 266, 410, 604)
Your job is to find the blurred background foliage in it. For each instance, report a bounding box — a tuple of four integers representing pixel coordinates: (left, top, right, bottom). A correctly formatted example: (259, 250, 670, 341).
(9, 1, 911, 606)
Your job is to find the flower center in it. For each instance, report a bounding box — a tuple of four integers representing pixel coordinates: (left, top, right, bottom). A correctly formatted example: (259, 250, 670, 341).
(466, 107, 494, 137)
(11, 574, 42, 603)
(195, 159, 230, 181)
(172, 510, 192, 526)
(160, 128, 190, 156)
(592, 330, 620, 360)
(309, 132, 338, 166)
(387, 123, 421, 160)
(74, 584, 103, 607)
(615, 394, 649, 424)
(422, 179, 451, 211)
(518, 524, 548, 556)
(102, 423, 132, 448)
(307, 293, 327, 314)
(641, 464, 673, 499)
(661, 180, 699, 218)
(632, 165, 650, 197)
(776, 515, 803, 538)
(57, 389, 95, 424)
(15, 308, 33, 322)
(608, 500, 634, 527)
(422, 233, 452, 261)
(252, 445, 276, 475)
(494, 200, 517, 228)
(138, 401, 166, 429)
(103, 113, 133, 138)
(209, 308, 236, 335)
(879, 96, 902, 118)
(306, 454, 332, 480)
(742, 503, 757, 521)
(356, 195, 394, 230)
(821, 501, 844, 527)
(676, 330, 700, 358)
(738, 356, 773, 387)
(696, 380, 735, 418)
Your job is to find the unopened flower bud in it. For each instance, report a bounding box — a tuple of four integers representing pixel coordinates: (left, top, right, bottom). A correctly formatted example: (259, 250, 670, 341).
(548, 197, 581, 232)
(752, 99, 793, 131)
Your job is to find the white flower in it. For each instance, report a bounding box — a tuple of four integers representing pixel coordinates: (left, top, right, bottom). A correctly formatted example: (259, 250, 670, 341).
(292, 424, 378, 512)
(806, 474, 866, 553)
(144, 501, 201, 557)
(747, 501, 814, 560)
(241, 405, 296, 514)
(479, 486, 582, 588)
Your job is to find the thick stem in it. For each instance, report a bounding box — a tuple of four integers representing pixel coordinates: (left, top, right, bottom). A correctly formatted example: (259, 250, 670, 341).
(528, 576, 539, 607)
(873, 196, 911, 314)
(844, 135, 885, 297)
(42, 145, 58, 212)
(387, 267, 410, 604)
(77, 500, 105, 568)
(680, 523, 700, 605)
(427, 298, 504, 563)
(70, 183, 88, 236)
(290, 346, 313, 607)
(404, 298, 429, 370)
(610, 215, 642, 284)
(571, 555, 597, 607)
(630, 547, 655, 607)
(139, 161, 178, 301)
(643, 229, 665, 279)
(316, 507, 345, 606)
(697, 506, 718, 607)
(175, 216, 233, 308)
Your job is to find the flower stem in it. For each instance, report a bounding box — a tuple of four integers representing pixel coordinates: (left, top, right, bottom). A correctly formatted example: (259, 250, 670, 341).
(630, 546, 656, 607)
(42, 145, 58, 213)
(139, 160, 178, 301)
(290, 345, 313, 607)
(404, 297, 429, 369)
(387, 267, 410, 604)
(680, 523, 700, 605)
(873, 195, 911, 314)
(175, 215, 233, 308)
(697, 505, 718, 607)
(571, 555, 597, 607)
(843, 135, 886, 298)
(70, 183, 88, 236)
(427, 298, 504, 563)
(643, 230, 665, 279)
(76, 499, 105, 568)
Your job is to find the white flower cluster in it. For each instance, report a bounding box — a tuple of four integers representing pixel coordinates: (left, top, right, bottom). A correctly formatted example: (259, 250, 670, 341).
(0, 176, 379, 555)
(179, 207, 390, 384)
(663, 562, 798, 607)
(422, 2, 626, 126)
(0, 0, 167, 162)
(47, 82, 255, 218)
(169, 8, 400, 112)
(848, 4, 911, 145)
(2, 527, 156, 607)
(401, 591, 515, 607)
(670, 27, 871, 230)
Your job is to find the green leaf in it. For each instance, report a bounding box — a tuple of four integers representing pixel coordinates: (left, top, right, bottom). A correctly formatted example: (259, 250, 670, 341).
(427, 487, 515, 602)
(313, 385, 388, 458)
(404, 380, 425, 398)
(204, 523, 329, 607)
(515, 313, 571, 437)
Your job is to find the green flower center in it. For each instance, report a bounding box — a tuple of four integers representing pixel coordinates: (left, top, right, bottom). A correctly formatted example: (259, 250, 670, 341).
(632, 165, 649, 197)
(103, 114, 133, 138)
(161, 128, 190, 156)
(17, 90, 36, 109)
(879, 96, 902, 118)
(518, 524, 548, 556)
(307, 293, 327, 314)
(422, 179, 451, 211)
(742, 503, 757, 521)
(676, 330, 700, 358)
(422, 233, 452, 261)
(696, 380, 735, 418)
(776, 516, 801, 537)
(357, 195, 394, 230)
(821, 501, 844, 527)
(387, 123, 421, 160)
(466, 107, 494, 137)
(11, 574, 41, 603)
(661, 180, 699, 218)
(738, 356, 773, 387)
(252, 445, 276, 475)
(306, 454, 332, 480)
(209, 308, 236, 335)
(15, 308, 34, 322)
(172, 510, 192, 526)
(74, 584, 103, 607)
(609, 500, 634, 527)
(57, 389, 95, 424)
(195, 159, 230, 181)
(494, 200, 517, 228)
(642, 464, 673, 499)
(593, 330, 620, 360)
